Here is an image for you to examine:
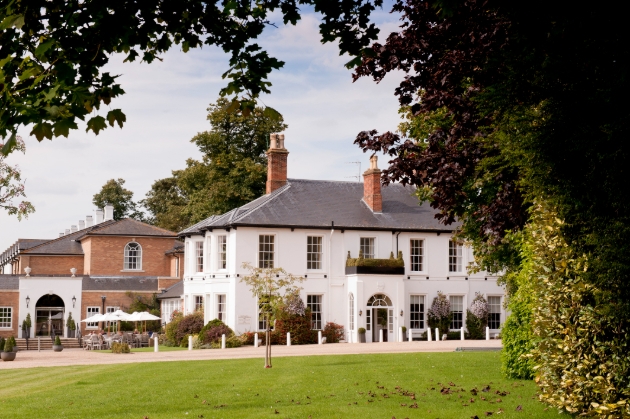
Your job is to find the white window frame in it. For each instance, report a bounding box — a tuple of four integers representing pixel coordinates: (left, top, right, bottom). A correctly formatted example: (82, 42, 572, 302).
(258, 235, 275, 268)
(360, 237, 375, 259)
(448, 240, 463, 273)
(449, 295, 464, 330)
(217, 235, 227, 270)
(307, 294, 323, 330)
(184, 242, 190, 274)
(86, 306, 100, 329)
(488, 296, 502, 330)
(0, 306, 12, 329)
(175, 257, 180, 277)
(193, 295, 204, 312)
(195, 241, 204, 273)
(409, 295, 425, 329)
(216, 294, 227, 321)
(162, 300, 180, 324)
(410, 239, 425, 272)
(307, 236, 323, 270)
(257, 297, 273, 331)
(124, 242, 142, 271)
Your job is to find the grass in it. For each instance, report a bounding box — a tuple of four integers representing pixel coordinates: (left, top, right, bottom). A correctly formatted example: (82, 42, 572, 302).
(0, 352, 567, 419)
(94, 345, 187, 353)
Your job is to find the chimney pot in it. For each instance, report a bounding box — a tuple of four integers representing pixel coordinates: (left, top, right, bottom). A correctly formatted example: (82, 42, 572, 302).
(363, 155, 383, 213)
(95, 209, 104, 224)
(59, 233, 64, 238)
(104, 204, 114, 221)
(70, 225, 78, 233)
(78, 220, 85, 230)
(85, 215, 93, 227)
(65, 229, 71, 235)
(266, 133, 289, 194)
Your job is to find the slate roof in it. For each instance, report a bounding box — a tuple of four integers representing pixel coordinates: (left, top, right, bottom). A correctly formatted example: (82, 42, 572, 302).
(165, 242, 184, 255)
(82, 276, 159, 291)
(180, 179, 457, 236)
(0, 239, 52, 265)
(0, 275, 19, 290)
(156, 281, 183, 300)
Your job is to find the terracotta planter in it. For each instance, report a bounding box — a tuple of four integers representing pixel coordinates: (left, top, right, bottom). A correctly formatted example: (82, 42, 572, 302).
(1, 351, 16, 361)
(52, 344, 64, 352)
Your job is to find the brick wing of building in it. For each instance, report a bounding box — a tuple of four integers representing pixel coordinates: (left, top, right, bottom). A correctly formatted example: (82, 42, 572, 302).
(0, 207, 183, 338)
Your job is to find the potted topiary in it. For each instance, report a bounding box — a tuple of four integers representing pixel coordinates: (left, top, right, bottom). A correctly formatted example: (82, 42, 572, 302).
(22, 313, 32, 338)
(402, 326, 407, 342)
(0, 337, 5, 355)
(53, 335, 64, 352)
(8, 336, 17, 353)
(358, 327, 366, 343)
(1, 336, 16, 361)
(67, 313, 76, 338)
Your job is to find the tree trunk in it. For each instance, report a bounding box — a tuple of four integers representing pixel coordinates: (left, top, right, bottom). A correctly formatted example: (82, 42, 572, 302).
(265, 314, 272, 368)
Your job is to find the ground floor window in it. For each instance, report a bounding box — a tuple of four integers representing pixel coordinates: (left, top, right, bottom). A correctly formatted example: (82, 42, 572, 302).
(366, 309, 371, 331)
(450, 296, 464, 330)
(0, 307, 12, 328)
(194, 295, 204, 312)
(488, 296, 502, 329)
(217, 294, 226, 321)
(258, 297, 273, 331)
(307, 295, 322, 330)
(86, 307, 100, 329)
(162, 300, 180, 323)
(105, 306, 119, 329)
(348, 293, 355, 331)
(409, 295, 425, 329)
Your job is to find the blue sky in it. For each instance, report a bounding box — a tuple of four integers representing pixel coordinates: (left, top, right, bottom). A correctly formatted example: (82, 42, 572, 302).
(1, 5, 406, 259)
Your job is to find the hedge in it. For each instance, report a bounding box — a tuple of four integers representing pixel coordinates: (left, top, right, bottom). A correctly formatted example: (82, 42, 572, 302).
(346, 251, 404, 267)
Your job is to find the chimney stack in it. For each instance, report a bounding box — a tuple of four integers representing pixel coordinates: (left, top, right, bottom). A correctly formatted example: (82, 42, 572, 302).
(70, 225, 78, 233)
(86, 215, 93, 227)
(266, 133, 289, 194)
(363, 155, 383, 213)
(95, 209, 104, 224)
(104, 204, 114, 221)
(65, 229, 71, 235)
(79, 220, 85, 230)
(59, 233, 64, 238)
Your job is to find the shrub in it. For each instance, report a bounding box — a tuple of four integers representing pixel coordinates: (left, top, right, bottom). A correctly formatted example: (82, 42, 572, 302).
(54, 336, 61, 346)
(358, 327, 366, 334)
(2, 337, 12, 352)
(427, 292, 451, 337)
(179, 334, 193, 348)
(198, 319, 234, 344)
(25, 313, 32, 328)
(165, 311, 184, 345)
(111, 342, 131, 353)
(274, 307, 317, 345)
(0, 337, 5, 351)
(322, 322, 344, 343)
(210, 335, 243, 349)
(175, 311, 205, 345)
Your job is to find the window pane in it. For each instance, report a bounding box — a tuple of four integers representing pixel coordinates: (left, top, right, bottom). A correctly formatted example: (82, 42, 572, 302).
(366, 309, 371, 331)
(488, 296, 501, 329)
(258, 235, 275, 268)
(307, 236, 322, 270)
(218, 236, 227, 269)
(86, 307, 100, 328)
(195, 295, 204, 312)
(409, 295, 425, 329)
(449, 240, 462, 272)
(217, 294, 226, 321)
(449, 296, 464, 329)
(360, 238, 374, 259)
(348, 293, 354, 331)
(0, 307, 11, 328)
(124, 242, 142, 270)
(410, 239, 424, 271)
(307, 295, 322, 330)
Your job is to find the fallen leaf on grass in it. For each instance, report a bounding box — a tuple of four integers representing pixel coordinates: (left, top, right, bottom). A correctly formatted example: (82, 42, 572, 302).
(194, 395, 198, 398)
(202, 400, 206, 405)
(515, 405, 523, 411)
(400, 403, 407, 407)
(485, 412, 493, 416)
(409, 403, 418, 409)
(471, 416, 479, 419)
(482, 386, 491, 393)
(274, 409, 279, 414)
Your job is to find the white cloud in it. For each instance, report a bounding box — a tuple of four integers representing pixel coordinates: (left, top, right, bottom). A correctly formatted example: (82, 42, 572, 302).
(1, 6, 407, 255)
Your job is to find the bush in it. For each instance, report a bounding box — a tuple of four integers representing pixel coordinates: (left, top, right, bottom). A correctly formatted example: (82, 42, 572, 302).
(67, 312, 76, 331)
(465, 310, 485, 340)
(2, 336, 12, 352)
(346, 251, 404, 267)
(427, 292, 451, 337)
(175, 311, 204, 345)
(322, 322, 344, 343)
(111, 342, 131, 353)
(199, 319, 235, 345)
(210, 335, 243, 349)
(274, 307, 317, 345)
(179, 334, 193, 347)
(165, 311, 184, 345)
(0, 337, 5, 351)
(358, 327, 366, 334)
(54, 336, 62, 346)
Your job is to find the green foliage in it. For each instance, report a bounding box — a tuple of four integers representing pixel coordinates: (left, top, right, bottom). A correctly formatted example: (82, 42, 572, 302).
(111, 342, 131, 354)
(142, 97, 287, 230)
(66, 312, 75, 331)
(126, 292, 162, 331)
(3, 336, 13, 352)
(346, 251, 404, 267)
(54, 336, 61, 346)
(174, 312, 204, 346)
(274, 307, 317, 345)
(0, 337, 5, 351)
(465, 311, 485, 340)
(198, 319, 235, 345)
(0, 136, 34, 219)
(93, 178, 143, 220)
(165, 311, 184, 346)
(25, 313, 31, 328)
(210, 335, 243, 349)
(322, 322, 345, 343)
(358, 327, 366, 334)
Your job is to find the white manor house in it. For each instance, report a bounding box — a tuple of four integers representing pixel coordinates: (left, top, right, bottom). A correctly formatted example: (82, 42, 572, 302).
(176, 135, 504, 343)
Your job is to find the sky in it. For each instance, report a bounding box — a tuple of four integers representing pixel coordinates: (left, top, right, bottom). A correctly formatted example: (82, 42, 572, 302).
(0, 5, 407, 261)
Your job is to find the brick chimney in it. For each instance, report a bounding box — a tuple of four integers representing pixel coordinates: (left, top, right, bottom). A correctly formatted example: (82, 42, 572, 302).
(363, 155, 383, 212)
(266, 133, 289, 194)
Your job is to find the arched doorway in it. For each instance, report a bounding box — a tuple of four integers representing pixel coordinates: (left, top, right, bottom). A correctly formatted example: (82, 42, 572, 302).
(35, 294, 65, 337)
(366, 294, 393, 342)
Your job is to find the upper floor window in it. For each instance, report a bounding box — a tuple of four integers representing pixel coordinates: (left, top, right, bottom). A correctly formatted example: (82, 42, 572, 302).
(410, 239, 424, 271)
(448, 240, 463, 272)
(0, 307, 12, 328)
(360, 237, 375, 259)
(259, 235, 275, 268)
(218, 235, 227, 270)
(195, 241, 204, 273)
(124, 242, 142, 270)
(307, 236, 322, 269)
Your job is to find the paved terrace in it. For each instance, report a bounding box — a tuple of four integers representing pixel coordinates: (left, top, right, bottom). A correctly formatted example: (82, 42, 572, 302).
(0, 340, 502, 370)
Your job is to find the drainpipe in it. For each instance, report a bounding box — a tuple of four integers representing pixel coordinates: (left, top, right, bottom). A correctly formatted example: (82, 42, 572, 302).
(328, 221, 334, 327)
(395, 231, 401, 255)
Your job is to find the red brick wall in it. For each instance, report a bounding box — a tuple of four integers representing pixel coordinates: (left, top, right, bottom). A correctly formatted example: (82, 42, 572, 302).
(158, 277, 180, 290)
(79, 291, 156, 334)
(21, 255, 85, 276)
(363, 170, 383, 212)
(0, 291, 19, 338)
(84, 236, 175, 276)
(266, 149, 289, 194)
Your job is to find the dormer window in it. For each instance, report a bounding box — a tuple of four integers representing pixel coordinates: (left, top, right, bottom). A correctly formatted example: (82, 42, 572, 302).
(124, 242, 142, 270)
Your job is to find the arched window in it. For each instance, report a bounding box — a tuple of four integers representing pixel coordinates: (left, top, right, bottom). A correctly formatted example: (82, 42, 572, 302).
(124, 242, 142, 270)
(367, 294, 393, 307)
(348, 293, 355, 331)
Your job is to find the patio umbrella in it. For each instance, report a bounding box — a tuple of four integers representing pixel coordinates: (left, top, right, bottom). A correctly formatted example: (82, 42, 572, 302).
(80, 313, 105, 322)
(133, 312, 161, 332)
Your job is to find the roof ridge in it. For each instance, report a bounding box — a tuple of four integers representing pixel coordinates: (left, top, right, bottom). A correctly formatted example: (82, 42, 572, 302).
(119, 218, 178, 235)
(21, 228, 88, 254)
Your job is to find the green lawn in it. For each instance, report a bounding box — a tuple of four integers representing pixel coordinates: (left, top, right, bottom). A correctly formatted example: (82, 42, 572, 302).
(0, 352, 566, 419)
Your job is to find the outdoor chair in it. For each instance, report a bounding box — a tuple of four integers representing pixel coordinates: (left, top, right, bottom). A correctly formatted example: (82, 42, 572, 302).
(138, 335, 149, 348)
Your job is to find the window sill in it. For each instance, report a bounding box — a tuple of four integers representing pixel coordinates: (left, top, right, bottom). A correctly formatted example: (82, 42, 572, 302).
(121, 270, 145, 273)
